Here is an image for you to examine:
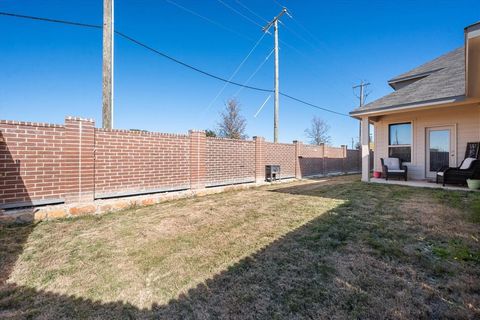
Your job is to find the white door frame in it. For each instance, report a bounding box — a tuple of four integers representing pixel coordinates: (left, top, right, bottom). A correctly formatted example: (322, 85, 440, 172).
(425, 125, 457, 178)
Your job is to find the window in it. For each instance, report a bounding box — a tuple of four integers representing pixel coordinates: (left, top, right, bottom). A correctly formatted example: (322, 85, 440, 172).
(388, 123, 411, 162)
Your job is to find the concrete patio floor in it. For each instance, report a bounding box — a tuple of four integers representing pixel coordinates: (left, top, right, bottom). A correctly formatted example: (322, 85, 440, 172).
(370, 177, 479, 192)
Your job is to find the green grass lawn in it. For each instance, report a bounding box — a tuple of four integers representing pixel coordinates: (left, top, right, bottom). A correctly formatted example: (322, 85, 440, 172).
(1, 175, 479, 319)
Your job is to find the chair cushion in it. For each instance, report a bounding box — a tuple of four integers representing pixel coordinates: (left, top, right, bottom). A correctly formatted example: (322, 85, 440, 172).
(460, 157, 476, 170)
(388, 169, 405, 173)
(437, 171, 444, 176)
(384, 158, 400, 170)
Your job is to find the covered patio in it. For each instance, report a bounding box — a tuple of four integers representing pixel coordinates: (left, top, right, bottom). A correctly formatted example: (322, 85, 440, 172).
(351, 22, 480, 187)
(370, 177, 478, 192)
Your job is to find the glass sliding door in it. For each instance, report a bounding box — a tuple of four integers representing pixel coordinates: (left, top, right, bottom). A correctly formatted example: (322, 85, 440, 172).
(426, 126, 455, 178)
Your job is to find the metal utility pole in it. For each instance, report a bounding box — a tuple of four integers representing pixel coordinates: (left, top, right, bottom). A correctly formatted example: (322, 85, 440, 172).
(353, 80, 371, 147)
(263, 8, 289, 143)
(102, 0, 114, 129)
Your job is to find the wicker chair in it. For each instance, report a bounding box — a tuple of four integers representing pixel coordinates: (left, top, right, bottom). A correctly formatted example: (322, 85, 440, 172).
(381, 157, 408, 181)
(436, 142, 480, 186)
(436, 158, 480, 186)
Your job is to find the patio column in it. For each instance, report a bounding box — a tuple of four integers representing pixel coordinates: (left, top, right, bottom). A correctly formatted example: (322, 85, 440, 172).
(360, 117, 370, 182)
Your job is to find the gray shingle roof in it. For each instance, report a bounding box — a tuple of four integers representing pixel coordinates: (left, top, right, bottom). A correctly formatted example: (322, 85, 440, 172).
(351, 47, 465, 114)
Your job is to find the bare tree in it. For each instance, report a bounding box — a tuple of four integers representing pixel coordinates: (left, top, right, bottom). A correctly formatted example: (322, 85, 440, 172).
(305, 116, 331, 145)
(217, 99, 247, 139)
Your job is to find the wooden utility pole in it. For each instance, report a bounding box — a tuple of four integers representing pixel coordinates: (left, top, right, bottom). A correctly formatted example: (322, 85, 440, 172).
(263, 8, 289, 143)
(353, 80, 371, 147)
(353, 81, 371, 107)
(102, 0, 114, 129)
(273, 19, 279, 143)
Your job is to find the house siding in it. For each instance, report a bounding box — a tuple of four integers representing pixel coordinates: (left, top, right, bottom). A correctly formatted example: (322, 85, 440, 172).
(373, 103, 480, 180)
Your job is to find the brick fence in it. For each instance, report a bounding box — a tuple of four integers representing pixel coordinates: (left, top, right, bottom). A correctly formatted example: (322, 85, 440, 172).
(0, 116, 361, 209)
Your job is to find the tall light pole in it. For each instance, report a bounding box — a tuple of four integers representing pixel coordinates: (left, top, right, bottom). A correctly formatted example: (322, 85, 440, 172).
(102, 0, 114, 129)
(263, 8, 289, 143)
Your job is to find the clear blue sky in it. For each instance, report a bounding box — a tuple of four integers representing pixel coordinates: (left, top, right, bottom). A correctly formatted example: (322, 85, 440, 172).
(1, 0, 478, 146)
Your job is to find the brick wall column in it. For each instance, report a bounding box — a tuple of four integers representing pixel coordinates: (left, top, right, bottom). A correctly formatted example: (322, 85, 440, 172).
(341, 145, 348, 173)
(293, 140, 302, 179)
(321, 143, 326, 175)
(253, 136, 265, 183)
(62, 117, 95, 203)
(189, 130, 206, 189)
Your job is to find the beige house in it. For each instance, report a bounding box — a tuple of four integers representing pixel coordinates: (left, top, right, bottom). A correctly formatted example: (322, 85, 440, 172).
(350, 22, 480, 182)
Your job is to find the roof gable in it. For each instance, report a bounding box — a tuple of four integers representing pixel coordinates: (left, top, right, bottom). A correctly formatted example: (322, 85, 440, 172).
(388, 47, 464, 85)
(351, 47, 465, 114)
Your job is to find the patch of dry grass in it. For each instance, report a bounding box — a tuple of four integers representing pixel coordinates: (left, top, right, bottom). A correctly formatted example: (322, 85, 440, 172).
(1, 175, 479, 319)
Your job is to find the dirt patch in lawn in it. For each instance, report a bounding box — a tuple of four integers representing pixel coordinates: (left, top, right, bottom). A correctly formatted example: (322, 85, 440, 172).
(1, 175, 479, 319)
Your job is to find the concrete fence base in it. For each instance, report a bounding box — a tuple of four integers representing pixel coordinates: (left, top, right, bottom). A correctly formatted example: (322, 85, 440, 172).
(0, 178, 297, 224)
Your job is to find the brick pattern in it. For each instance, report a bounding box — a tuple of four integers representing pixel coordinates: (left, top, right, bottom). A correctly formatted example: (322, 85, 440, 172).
(264, 142, 296, 178)
(299, 145, 358, 176)
(294, 141, 302, 179)
(254, 137, 265, 183)
(346, 149, 361, 172)
(94, 129, 190, 197)
(189, 131, 206, 189)
(324, 146, 345, 174)
(205, 138, 255, 187)
(299, 144, 325, 177)
(63, 118, 95, 202)
(0, 117, 361, 208)
(0, 121, 64, 205)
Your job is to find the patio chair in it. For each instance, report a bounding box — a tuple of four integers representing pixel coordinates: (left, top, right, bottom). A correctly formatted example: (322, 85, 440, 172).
(436, 157, 480, 186)
(380, 157, 408, 181)
(436, 142, 480, 186)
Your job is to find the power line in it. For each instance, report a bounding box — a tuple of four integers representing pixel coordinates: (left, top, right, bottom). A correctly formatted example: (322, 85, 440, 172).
(216, 0, 264, 28)
(115, 30, 273, 93)
(204, 32, 268, 113)
(275, 12, 362, 99)
(234, 48, 274, 97)
(279, 20, 318, 51)
(165, 0, 254, 42)
(267, 3, 365, 89)
(0, 11, 102, 29)
(165, 0, 336, 100)
(0, 11, 270, 93)
(279, 93, 349, 116)
(272, 0, 286, 9)
(0, 11, 350, 117)
(287, 10, 364, 81)
(353, 81, 371, 107)
(234, 0, 269, 23)
(254, 94, 271, 118)
(172, 0, 350, 114)
(233, 2, 359, 97)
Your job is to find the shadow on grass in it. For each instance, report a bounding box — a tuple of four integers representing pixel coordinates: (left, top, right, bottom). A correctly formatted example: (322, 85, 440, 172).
(0, 208, 354, 318)
(0, 179, 360, 319)
(1, 176, 478, 319)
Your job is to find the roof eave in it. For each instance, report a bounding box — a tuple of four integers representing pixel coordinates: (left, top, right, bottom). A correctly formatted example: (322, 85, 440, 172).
(464, 21, 480, 31)
(349, 95, 475, 118)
